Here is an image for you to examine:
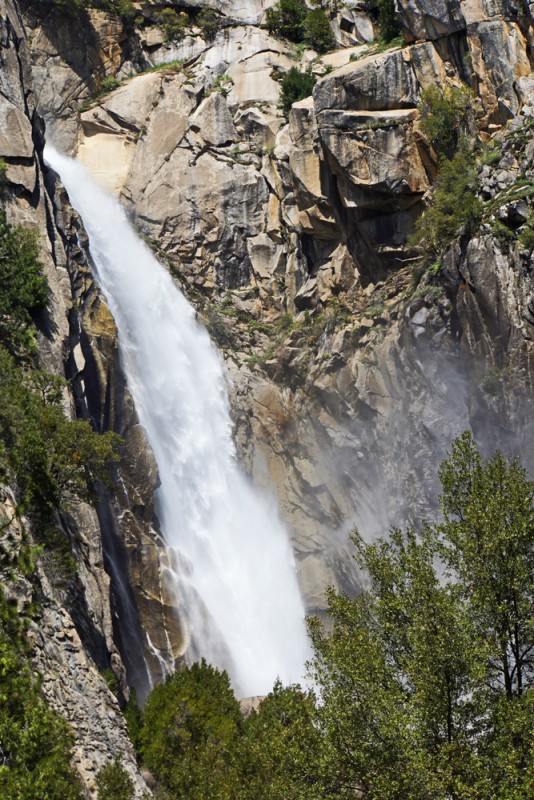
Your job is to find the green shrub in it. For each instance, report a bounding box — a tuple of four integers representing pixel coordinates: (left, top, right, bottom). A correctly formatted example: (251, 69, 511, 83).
(309, 432, 534, 798)
(410, 143, 481, 259)
(265, 0, 308, 43)
(0, 211, 48, 355)
(519, 209, 534, 250)
(242, 681, 321, 800)
(157, 8, 189, 42)
(96, 757, 135, 800)
(90, 0, 136, 26)
(377, 0, 400, 43)
(100, 75, 120, 93)
(0, 347, 121, 519)
(482, 366, 502, 396)
(419, 84, 471, 160)
(197, 8, 220, 42)
(48, 0, 137, 27)
(48, 0, 84, 14)
(280, 67, 316, 115)
(0, 159, 7, 198)
(492, 218, 515, 250)
(141, 660, 242, 799)
(304, 8, 335, 53)
(123, 689, 144, 753)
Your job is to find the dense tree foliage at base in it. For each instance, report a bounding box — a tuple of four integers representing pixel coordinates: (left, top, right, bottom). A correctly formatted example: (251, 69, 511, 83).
(135, 433, 534, 799)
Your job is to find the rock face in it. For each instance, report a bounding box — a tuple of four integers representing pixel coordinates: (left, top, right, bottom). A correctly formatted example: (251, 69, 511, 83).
(3, 0, 534, 783)
(0, 1, 150, 794)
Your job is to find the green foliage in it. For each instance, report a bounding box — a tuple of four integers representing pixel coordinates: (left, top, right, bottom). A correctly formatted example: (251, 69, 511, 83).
(241, 682, 322, 800)
(372, 33, 404, 53)
(156, 8, 189, 42)
(377, 0, 400, 43)
(46, 0, 136, 24)
(89, 0, 136, 26)
(96, 757, 135, 800)
(0, 589, 82, 799)
(141, 662, 321, 800)
(266, 0, 334, 52)
(0, 346, 121, 521)
(309, 432, 534, 799)
(137, 435, 534, 800)
(304, 8, 335, 53)
(0, 210, 48, 355)
(100, 75, 120, 93)
(0, 160, 7, 198)
(47, 0, 84, 15)
(197, 8, 220, 42)
(123, 689, 144, 753)
(419, 84, 471, 160)
(309, 528, 480, 799)
(437, 432, 534, 700)
(410, 143, 482, 260)
(280, 67, 317, 115)
(519, 209, 534, 250)
(266, 0, 308, 42)
(141, 659, 243, 799)
(492, 218, 516, 250)
(481, 366, 502, 396)
(479, 139, 502, 167)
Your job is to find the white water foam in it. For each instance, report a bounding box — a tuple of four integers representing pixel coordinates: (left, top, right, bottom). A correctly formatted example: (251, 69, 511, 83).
(45, 145, 311, 696)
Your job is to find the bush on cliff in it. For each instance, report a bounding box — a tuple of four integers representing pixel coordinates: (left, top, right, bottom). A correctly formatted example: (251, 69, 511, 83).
(0, 347, 121, 521)
(141, 660, 243, 800)
(197, 9, 220, 42)
(280, 67, 317, 115)
(0, 211, 48, 356)
(304, 8, 336, 53)
(266, 0, 308, 43)
(42, 0, 136, 25)
(419, 84, 472, 160)
(410, 142, 481, 259)
(96, 757, 135, 800)
(376, 0, 400, 43)
(0, 204, 120, 535)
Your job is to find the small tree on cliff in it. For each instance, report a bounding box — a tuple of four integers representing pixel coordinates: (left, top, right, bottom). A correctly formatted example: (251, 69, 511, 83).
(266, 0, 308, 42)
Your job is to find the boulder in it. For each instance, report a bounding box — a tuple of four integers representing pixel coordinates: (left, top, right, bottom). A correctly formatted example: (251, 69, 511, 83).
(318, 109, 429, 207)
(396, 0, 465, 41)
(189, 92, 238, 147)
(314, 42, 445, 113)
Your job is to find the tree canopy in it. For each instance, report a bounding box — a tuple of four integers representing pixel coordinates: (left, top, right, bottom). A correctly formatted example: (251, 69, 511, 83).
(136, 433, 534, 800)
(310, 431, 534, 799)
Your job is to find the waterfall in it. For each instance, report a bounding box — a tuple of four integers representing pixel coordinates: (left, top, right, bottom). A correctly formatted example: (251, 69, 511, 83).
(45, 146, 311, 697)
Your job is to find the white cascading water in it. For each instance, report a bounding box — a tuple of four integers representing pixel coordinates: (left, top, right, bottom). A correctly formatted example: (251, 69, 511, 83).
(44, 145, 311, 696)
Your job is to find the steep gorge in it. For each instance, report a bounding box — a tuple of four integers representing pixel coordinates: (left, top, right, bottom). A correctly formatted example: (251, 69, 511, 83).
(1, 0, 534, 795)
